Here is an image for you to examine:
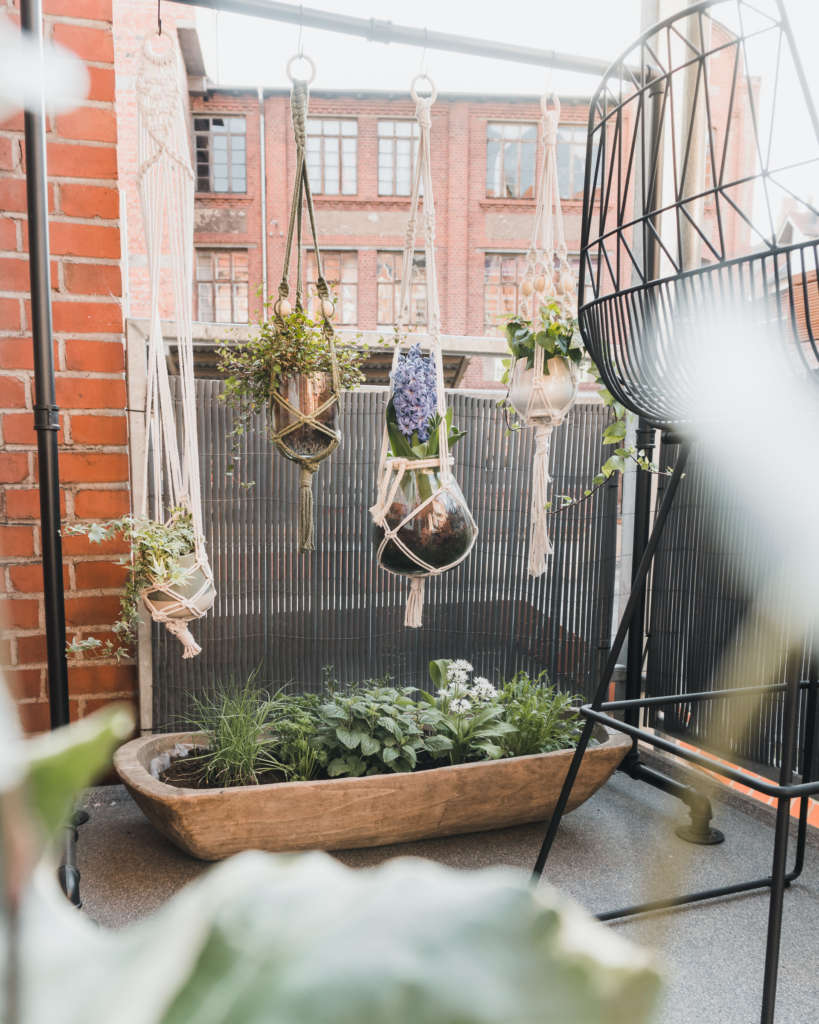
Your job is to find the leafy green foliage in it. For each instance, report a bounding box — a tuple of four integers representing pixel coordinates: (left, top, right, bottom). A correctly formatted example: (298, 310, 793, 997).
(385, 402, 466, 461)
(502, 300, 585, 380)
(497, 671, 582, 757)
(25, 704, 134, 841)
(418, 692, 515, 764)
(64, 507, 196, 662)
(312, 684, 427, 777)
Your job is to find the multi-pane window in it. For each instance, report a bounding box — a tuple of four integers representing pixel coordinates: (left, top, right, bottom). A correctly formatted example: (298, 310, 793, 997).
(483, 252, 581, 331)
(557, 124, 591, 200)
(377, 251, 427, 327)
(483, 252, 529, 330)
(193, 116, 247, 193)
(377, 120, 420, 196)
(305, 119, 357, 195)
(195, 250, 249, 323)
(486, 122, 537, 199)
(305, 251, 358, 325)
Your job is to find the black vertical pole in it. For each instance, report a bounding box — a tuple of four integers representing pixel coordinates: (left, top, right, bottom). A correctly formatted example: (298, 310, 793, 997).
(20, 0, 70, 732)
(623, 418, 654, 728)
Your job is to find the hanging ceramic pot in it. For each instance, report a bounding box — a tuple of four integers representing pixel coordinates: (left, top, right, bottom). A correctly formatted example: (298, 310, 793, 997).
(374, 468, 476, 576)
(143, 552, 216, 619)
(272, 371, 340, 464)
(508, 355, 578, 425)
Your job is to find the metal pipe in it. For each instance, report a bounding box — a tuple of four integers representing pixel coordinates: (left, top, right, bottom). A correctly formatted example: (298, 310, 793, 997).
(257, 86, 268, 300)
(171, 0, 617, 76)
(21, 0, 70, 732)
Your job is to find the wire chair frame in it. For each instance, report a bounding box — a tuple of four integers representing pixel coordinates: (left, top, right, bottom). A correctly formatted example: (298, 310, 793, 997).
(534, 6, 819, 1022)
(577, 0, 819, 430)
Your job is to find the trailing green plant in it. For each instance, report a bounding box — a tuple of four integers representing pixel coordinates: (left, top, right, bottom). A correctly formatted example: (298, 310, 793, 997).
(497, 670, 582, 757)
(312, 683, 428, 777)
(64, 506, 196, 662)
(217, 303, 369, 483)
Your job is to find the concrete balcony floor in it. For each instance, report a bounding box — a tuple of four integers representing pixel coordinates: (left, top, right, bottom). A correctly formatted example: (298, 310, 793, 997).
(77, 754, 818, 1024)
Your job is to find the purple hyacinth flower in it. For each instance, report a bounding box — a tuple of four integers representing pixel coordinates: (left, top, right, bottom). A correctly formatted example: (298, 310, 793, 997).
(391, 344, 437, 441)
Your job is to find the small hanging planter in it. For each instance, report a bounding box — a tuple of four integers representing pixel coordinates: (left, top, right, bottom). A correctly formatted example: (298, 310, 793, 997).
(217, 59, 366, 553)
(370, 74, 477, 628)
(499, 94, 586, 578)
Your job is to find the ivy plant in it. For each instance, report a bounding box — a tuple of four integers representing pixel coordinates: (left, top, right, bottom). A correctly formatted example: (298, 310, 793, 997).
(64, 506, 196, 662)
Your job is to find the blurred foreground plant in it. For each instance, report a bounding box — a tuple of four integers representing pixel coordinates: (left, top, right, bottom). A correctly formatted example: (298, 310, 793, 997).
(0, 675, 661, 1024)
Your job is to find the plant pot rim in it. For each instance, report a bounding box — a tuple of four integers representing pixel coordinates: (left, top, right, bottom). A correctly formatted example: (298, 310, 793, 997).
(114, 726, 630, 859)
(115, 724, 628, 800)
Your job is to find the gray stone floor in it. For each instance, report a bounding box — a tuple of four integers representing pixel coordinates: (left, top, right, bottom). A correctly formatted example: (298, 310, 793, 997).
(76, 760, 819, 1024)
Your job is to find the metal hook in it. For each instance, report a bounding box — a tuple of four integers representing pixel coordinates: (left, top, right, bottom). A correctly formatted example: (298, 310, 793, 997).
(157, 0, 162, 35)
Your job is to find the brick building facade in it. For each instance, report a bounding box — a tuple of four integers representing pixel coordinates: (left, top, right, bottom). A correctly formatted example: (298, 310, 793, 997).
(0, 0, 135, 731)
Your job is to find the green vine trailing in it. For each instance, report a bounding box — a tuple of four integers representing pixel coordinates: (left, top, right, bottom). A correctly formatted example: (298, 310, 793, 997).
(216, 302, 370, 484)
(64, 507, 196, 662)
(499, 300, 670, 512)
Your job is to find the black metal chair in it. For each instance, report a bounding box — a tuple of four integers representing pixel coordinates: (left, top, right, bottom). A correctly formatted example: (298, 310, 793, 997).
(532, 3, 819, 1022)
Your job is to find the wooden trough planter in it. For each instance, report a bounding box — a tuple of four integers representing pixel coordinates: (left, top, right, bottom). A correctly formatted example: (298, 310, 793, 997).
(114, 726, 630, 861)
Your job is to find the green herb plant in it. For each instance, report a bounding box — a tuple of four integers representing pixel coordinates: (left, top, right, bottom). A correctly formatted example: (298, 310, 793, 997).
(312, 684, 427, 777)
(64, 506, 196, 662)
(497, 670, 582, 757)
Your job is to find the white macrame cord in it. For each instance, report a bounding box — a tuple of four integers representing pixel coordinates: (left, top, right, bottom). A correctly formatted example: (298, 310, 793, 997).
(517, 96, 579, 577)
(370, 77, 477, 628)
(136, 34, 214, 657)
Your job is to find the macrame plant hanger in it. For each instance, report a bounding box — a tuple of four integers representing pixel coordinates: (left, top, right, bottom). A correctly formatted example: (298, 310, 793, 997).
(271, 55, 341, 552)
(370, 74, 477, 628)
(136, 31, 215, 657)
(519, 94, 579, 577)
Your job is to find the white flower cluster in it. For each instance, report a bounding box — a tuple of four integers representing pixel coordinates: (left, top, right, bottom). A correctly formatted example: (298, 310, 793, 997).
(437, 661, 497, 714)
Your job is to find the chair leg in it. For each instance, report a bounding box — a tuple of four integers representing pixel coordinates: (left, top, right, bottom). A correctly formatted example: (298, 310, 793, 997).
(531, 445, 691, 881)
(760, 661, 801, 1024)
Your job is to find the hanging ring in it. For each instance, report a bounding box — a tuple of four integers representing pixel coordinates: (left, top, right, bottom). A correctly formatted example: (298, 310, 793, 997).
(410, 73, 437, 104)
(287, 53, 316, 85)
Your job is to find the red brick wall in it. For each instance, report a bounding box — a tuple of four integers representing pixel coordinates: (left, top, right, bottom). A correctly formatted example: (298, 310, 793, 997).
(0, 0, 134, 732)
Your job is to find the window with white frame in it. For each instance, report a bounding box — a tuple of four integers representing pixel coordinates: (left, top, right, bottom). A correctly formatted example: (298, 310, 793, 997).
(377, 251, 427, 327)
(377, 120, 420, 196)
(557, 123, 593, 200)
(305, 251, 358, 325)
(195, 250, 249, 323)
(486, 122, 537, 199)
(305, 118, 357, 195)
(193, 116, 247, 193)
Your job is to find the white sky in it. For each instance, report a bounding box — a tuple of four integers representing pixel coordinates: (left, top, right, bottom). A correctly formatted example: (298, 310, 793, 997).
(194, 0, 819, 105)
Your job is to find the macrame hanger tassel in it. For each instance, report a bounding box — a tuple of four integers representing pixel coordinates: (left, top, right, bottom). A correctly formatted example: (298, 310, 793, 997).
(299, 464, 316, 552)
(405, 577, 425, 629)
(163, 618, 202, 660)
(528, 422, 554, 576)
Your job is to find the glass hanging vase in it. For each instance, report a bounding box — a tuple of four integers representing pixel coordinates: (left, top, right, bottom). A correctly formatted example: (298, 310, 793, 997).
(508, 354, 578, 427)
(373, 465, 476, 576)
(272, 371, 340, 465)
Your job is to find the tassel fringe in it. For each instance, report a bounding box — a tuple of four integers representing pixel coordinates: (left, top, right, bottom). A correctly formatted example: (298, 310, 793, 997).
(163, 618, 202, 659)
(405, 577, 425, 628)
(528, 423, 554, 577)
(299, 466, 316, 552)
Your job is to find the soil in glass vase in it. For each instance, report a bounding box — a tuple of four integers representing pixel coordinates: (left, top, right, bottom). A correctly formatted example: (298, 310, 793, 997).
(374, 467, 475, 575)
(273, 371, 340, 462)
